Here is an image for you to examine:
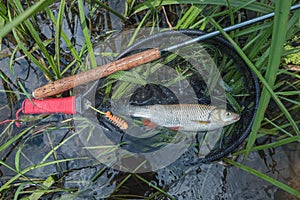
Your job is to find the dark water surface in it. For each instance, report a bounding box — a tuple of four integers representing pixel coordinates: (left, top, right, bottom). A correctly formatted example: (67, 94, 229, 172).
(0, 1, 299, 199)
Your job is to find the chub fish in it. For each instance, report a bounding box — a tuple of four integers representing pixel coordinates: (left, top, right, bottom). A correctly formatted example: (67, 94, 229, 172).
(123, 104, 240, 131)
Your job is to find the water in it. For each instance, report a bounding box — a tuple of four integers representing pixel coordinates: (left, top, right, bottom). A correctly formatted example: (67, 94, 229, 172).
(0, 1, 299, 199)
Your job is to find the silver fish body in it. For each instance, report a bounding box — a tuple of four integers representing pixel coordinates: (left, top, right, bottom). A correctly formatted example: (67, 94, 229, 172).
(124, 104, 240, 131)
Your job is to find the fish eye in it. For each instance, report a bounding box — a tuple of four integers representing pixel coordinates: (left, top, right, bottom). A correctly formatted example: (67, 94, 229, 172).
(226, 112, 232, 116)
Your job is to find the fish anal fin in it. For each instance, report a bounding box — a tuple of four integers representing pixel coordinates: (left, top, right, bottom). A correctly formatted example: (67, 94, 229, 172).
(168, 126, 181, 131)
(191, 120, 211, 125)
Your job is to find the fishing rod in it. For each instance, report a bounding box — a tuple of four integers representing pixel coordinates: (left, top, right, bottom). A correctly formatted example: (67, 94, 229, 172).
(32, 4, 300, 99)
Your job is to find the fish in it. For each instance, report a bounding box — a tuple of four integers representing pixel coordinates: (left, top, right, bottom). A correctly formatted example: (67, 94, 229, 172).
(122, 104, 240, 131)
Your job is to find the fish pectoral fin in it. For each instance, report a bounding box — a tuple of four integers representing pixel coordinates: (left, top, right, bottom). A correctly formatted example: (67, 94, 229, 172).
(191, 120, 211, 125)
(142, 118, 158, 129)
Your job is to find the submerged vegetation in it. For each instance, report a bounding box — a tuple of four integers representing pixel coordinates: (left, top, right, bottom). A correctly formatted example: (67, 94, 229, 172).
(0, 0, 299, 199)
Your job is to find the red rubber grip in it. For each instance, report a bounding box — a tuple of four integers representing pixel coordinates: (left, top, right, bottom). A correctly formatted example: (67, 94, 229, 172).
(22, 96, 76, 114)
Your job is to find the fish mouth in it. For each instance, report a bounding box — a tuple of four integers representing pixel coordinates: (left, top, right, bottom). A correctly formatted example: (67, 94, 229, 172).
(233, 115, 240, 121)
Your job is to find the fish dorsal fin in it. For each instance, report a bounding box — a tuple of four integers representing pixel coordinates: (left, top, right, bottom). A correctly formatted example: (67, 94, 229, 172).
(191, 120, 211, 125)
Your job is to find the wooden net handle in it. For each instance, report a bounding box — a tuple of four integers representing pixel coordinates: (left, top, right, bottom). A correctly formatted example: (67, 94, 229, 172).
(33, 48, 161, 99)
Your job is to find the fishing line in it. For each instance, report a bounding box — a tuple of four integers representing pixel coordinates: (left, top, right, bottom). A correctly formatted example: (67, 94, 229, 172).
(0, 108, 22, 127)
(0, 97, 76, 127)
(88, 104, 128, 130)
(0, 96, 128, 130)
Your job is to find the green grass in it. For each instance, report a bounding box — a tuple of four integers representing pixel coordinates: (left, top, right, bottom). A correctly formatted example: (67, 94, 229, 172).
(0, 0, 299, 199)
(224, 158, 300, 198)
(244, 0, 298, 157)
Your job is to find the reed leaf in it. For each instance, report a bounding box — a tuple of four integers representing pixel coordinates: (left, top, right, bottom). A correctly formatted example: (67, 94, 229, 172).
(134, 174, 175, 200)
(54, 0, 65, 77)
(14, 145, 22, 173)
(127, 9, 151, 47)
(8, 11, 54, 80)
(24, 175, 56, 200)
(44, 7, 81, 64)
(14, 183, 28, 200)
(0, 160, 17, 174)
(17, 80, 31, 101)
(0, 127, 31, 152)
(131, 0, 273, 15)
(245, 1, 295, 158)
(276, 91, 300, 96)
(41, 127, 80, 163)
(91, 0, 127, 21)
(78, 0, 97, 69)
(208, 6, 300, 158)
(0, 158, 84, 193)
(0, 0, 56, 38)
(263, 118, 294, 137)
(278, 96, 300, 106)
(14, 1, 58, 77)
(224, 158, 300, 198)
(174, 4, 204, 29)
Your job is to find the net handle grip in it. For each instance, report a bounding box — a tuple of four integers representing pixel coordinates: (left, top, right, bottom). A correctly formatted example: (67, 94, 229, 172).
(22, 96, 76, 114)
(32, 48, 161, 99)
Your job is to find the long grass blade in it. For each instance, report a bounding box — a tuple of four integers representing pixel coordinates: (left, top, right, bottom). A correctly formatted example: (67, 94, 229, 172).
(174, 4, 204, 29)
(0, 0, 56, 38)
(0, 158, 84, 193)
(127, 9, 151, 47)
(54, 0, 66, 77)
(78, 0, 97, 69)
(8, 8, 54, 80)
(263, 117, 294, 137)
(14, 183, 28, 200)
(208, 5, 300, 159)
(14, 0, 58, 78)
(132, 0, 273, 15)
(25, 175, 56, 200)
(0, 127, 31, 152)
(92, 0, 127, 21)
(245, 1, 294, 157)
(14, 145, 22, 173)
(233, 135, 299, 155)
(134, 174, 175, 200)
(224, 158, 300, 198)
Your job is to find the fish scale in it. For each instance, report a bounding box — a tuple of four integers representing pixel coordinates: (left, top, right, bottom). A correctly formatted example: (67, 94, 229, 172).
(125, 104, 240, 131)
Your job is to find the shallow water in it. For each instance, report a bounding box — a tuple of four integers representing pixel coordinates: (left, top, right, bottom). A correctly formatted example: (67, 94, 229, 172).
(0, 1, 299, 199)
